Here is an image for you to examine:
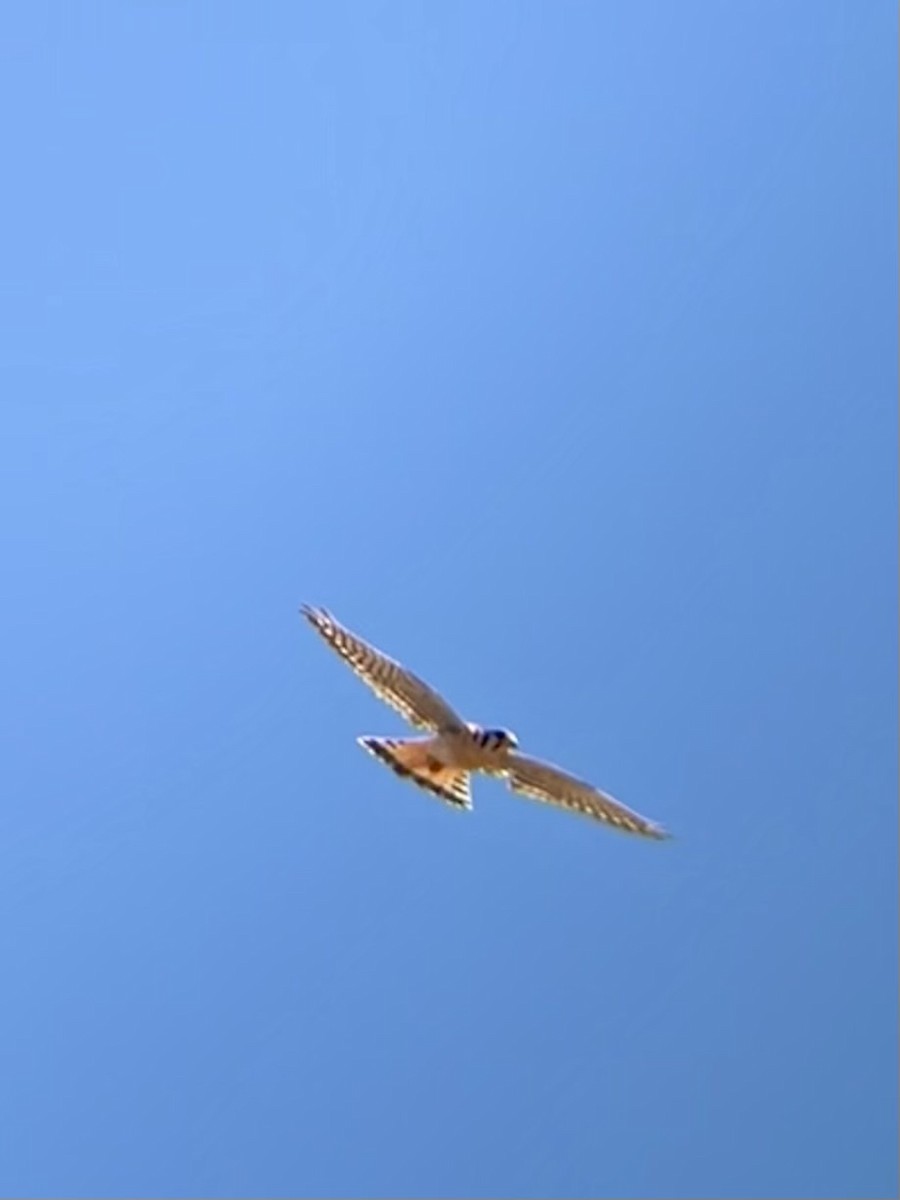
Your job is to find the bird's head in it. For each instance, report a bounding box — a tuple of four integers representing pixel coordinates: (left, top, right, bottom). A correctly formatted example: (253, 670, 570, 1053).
(482, 727, 519, 751)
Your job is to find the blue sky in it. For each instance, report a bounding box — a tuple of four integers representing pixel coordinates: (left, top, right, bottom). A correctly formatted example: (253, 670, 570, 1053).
(0, 4, 896, 1197)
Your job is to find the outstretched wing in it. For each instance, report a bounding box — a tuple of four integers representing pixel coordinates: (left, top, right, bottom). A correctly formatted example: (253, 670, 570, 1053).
(505, 752, 670, 839)
(301, 605, 466, 733)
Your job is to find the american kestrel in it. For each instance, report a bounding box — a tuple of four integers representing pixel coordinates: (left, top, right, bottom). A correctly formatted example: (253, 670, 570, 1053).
(301, 605, 670, 839)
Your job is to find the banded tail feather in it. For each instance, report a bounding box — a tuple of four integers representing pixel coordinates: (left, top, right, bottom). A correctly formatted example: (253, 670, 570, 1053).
(358, 736, 472, 810)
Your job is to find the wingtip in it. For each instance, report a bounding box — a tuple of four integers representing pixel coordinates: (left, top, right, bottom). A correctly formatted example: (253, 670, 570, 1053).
(300, 603, 337, 624)
(300, 603, 328, 626)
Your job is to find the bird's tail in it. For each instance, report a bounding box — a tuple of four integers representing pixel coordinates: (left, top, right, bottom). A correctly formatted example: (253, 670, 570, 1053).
(357, 736, 472, 810)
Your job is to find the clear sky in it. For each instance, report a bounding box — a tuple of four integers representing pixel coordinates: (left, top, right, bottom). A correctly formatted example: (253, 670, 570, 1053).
(0, 4, 896, 1197)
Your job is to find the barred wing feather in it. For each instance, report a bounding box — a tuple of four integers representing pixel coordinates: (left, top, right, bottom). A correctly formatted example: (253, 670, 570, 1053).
(506, 753, 670, 840)
(301, 605, 466, 734)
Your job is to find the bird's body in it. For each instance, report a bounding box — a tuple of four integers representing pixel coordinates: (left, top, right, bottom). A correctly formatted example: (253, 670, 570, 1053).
(301, 604, 670, 839)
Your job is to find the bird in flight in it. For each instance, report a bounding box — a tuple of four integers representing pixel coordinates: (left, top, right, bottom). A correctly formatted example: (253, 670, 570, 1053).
(300, 605, 670, 839)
